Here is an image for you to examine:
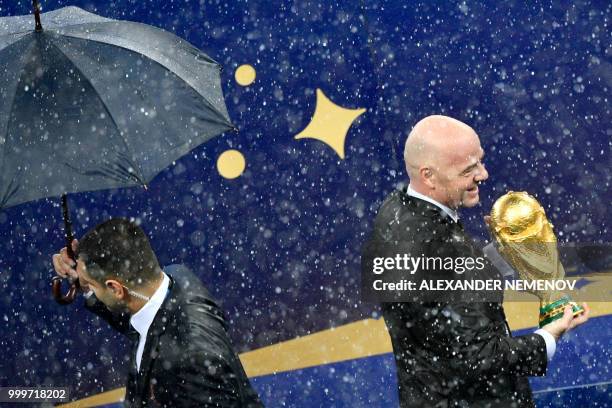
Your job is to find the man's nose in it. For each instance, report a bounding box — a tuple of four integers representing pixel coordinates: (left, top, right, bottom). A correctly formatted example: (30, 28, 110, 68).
(475, 163, 488, 182)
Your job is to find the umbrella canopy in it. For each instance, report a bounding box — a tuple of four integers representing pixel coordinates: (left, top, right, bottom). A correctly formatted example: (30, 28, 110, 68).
(0, 5, 234, 210)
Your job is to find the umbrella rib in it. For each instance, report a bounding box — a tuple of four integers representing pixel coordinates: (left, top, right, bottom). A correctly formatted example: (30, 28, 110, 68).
(48, 21, 219, 64)
(0, 36, 37, 209)
(0, 32, 31, 51)
(51, 23, 233, 127)
(45, 38, 149, 188)
(63, 159, 140, 185)
(0, 176, 19, 210)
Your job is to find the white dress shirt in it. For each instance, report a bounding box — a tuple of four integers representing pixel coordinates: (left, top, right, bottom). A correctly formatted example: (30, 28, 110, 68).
(129, 272, 170, 371)
(406, 185, 556, 361)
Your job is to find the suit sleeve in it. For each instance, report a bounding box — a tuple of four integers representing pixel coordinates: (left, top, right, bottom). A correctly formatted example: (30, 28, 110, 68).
(419, 231, 548, 379)
(158, 351, 253, 408)
(84, 293, 131, 335)
(431, 302, 548, 379)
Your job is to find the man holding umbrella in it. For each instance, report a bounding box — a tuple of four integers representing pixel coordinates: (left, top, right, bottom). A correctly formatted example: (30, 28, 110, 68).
(52, 218, 263, 407)
(3, 4, 261, 406)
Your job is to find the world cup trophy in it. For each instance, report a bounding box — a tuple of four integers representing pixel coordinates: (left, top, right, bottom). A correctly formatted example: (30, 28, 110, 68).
(489, 191, 584, 327)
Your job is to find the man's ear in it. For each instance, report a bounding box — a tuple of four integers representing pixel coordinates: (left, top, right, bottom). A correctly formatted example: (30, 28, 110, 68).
(420, 167, 435, 189)
(105, 280, 125, 299)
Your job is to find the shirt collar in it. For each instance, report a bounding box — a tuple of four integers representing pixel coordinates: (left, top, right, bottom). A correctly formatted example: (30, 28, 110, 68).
(407, 184, 459, 222)
(129, 272, 170, 338)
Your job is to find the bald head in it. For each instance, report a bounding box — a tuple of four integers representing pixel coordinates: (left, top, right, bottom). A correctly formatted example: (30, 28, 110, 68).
(404, 115, 477, 178)
(403, 115, 488, 209)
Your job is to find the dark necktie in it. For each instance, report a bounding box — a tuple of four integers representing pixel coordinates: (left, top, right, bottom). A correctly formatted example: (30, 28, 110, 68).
(454, 217, 464, 231)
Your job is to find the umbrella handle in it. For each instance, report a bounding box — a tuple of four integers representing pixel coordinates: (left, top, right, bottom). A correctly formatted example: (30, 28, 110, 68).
(33, 0, 43, 31)
(51, 276, 78, 305)
(51, 194, 80, 305)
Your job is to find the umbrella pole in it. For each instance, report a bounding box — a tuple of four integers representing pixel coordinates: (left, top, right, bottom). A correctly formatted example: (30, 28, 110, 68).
(33, 0, 42, 32)
(51, 194, 79, 304)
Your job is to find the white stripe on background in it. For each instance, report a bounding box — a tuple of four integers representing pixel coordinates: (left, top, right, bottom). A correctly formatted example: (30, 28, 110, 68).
(533, 380, 612, 394)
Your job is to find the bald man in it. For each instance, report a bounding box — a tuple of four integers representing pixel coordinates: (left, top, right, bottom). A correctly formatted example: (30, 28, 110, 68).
(364, 115, 589, 407)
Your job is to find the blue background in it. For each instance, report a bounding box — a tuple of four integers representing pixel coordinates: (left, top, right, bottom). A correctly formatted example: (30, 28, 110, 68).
(0, 1, 610, 406)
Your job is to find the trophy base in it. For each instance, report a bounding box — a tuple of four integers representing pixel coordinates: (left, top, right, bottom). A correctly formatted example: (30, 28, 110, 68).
(539, 295, 584, 327)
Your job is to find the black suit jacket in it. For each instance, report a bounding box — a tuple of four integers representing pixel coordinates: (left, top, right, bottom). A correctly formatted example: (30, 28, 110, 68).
(85, 264, 263, 407)
(365, 188, 548, 407)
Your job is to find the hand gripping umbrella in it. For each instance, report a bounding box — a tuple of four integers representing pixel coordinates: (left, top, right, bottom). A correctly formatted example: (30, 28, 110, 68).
(0, 1, 235, 304)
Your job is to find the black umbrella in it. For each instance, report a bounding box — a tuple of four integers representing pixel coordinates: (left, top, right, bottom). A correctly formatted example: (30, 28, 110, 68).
(0, 1, 235, 303)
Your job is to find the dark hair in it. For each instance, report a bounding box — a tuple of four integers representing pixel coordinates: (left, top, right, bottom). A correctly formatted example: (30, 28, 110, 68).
(78, 218, 160, 287)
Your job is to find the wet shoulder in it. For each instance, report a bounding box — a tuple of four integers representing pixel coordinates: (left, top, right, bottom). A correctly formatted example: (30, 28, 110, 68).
(372, 190, 445, 242)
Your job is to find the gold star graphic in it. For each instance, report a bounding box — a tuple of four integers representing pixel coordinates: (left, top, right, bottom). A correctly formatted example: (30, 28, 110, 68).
(294, 89, 366, 159)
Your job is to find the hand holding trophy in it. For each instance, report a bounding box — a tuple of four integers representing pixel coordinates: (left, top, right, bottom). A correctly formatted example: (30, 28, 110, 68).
(488, 191, 586, 329)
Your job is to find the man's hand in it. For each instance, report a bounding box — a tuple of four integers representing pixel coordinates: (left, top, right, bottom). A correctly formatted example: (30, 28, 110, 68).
(541, 303, 590, 341)
(51, 239, 89, 292)
(483, 215, 496, 238)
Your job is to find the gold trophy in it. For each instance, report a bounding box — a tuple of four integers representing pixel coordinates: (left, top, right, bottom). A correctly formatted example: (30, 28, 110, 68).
(489, 191, 584, 327)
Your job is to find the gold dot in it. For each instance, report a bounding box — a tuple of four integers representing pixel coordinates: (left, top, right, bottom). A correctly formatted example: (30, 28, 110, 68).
(217, 150, 246, 179)
(235, 64, 256, 86)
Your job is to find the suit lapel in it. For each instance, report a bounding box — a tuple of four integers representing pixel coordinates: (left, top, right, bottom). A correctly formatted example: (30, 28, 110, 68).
(135, 275, 178, 401)
(403, 189, 505, 297)
(125, 329, 140, 405)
